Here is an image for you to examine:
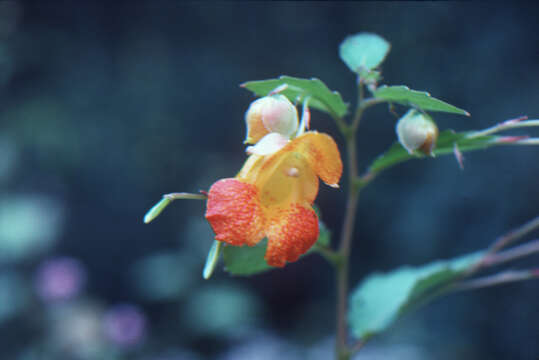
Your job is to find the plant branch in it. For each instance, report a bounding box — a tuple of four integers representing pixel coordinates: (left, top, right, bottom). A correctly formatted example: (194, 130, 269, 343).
(453, 269, 539, 292)
(314, 245, 343, 267)
(350, 339, 366, 354)
(335, 131, 360, 359)
(335, 84, 384, 360)
(488, 215, 539, 253)
(482, 239, 539, 268)
(164, 192, 207, 200)
(468, 215, 539, 274)
(351, 98, 385, 132)
(467, 116, 539, 138)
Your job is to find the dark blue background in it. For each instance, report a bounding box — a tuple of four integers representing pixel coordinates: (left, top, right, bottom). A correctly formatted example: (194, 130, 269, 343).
(0, 2, 538, 359)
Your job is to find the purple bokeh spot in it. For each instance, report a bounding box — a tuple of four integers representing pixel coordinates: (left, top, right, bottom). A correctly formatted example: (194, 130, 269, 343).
(103, 304, 147, 348)
(35, 257, 86, 302)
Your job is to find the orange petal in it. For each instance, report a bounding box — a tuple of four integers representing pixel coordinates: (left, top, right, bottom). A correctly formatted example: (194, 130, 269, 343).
(264, 203, 319, 267)
(205, 178, 265, 246)
(283, 132, 342, 187)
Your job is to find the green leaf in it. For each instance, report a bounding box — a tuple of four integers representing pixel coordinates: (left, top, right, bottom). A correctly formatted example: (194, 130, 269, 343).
(241, 76, 348, 118)
(348, 251, 482, 340)
(339, 33, 390, 72)
(373, 86, 470, 116)
(369, 130, 497, 174)
(223, 220, 332, 276)
(223, 238, 273, 276)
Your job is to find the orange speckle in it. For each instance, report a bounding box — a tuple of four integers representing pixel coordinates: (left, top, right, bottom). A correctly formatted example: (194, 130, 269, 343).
(265, 204, 318, 267)
(205, 179, 265, 246)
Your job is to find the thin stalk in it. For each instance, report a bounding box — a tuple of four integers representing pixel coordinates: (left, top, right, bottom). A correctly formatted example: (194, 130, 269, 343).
(467, 215, 539, 274)
(453, 269, 539, 292)
(351, 98, 385, 132)
(334, 84, 385, 360)
(483, 239, 539, 268)
(335, 131, 360, 360)
(164, 192, 207, 200)
(314, 245, 343, 267)
(467, 117, 539, 138)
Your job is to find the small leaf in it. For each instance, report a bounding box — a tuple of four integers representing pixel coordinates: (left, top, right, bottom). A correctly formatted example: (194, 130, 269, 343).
(143, 197, 171, 224)
(241, 76, 348, 118)
(144, 192, 206, 224)
(315, 223, 331, 248)
(374, 86, 470, 116)
(348, 251, 482, 340)
(203, 240, 222, 280)
(339, 33, 391, 72)
(369, 130, 497, 174)
(223, 220, 332, 276)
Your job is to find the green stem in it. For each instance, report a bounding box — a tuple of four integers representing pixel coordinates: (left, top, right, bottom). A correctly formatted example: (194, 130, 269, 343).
(314, 245, 343, 266)
(334, 86, 385, 360)
(335, 132, 360, 360)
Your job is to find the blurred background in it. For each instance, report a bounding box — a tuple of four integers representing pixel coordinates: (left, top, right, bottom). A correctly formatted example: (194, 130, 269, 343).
(0, 1, 538, 359)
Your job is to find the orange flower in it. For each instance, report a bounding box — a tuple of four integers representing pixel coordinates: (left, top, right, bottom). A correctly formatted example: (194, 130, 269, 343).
(205, 131, 342, 267)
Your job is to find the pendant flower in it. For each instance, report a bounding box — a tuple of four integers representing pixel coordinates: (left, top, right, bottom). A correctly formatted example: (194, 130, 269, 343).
(205, 95, 342, 267)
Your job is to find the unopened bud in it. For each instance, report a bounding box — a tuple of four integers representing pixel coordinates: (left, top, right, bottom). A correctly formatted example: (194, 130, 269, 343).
(396, 109, 438, 156)
(244, 94, 298, 144)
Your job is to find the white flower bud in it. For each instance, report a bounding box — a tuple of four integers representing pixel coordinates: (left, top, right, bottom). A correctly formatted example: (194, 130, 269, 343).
(396, 109, 439, 156)
(244, 94, 298, 144)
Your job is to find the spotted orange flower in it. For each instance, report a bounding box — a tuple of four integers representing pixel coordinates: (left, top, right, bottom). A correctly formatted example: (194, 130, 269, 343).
(205, 131, 342, 267)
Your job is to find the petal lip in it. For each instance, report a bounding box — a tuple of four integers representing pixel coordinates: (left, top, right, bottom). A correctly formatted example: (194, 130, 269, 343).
(205, 178, 265, 247)
(264, 203, 319, 267)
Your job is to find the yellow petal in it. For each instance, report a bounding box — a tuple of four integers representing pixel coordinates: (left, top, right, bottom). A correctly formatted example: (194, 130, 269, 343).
(254, 148, 319, 208)
(283, 132, 343, 187)
(236, 153, 265, 184)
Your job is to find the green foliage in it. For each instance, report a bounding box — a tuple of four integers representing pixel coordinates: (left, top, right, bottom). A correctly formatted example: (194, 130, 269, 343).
(223, 222, 332, 276)
(369, 130, 497, 174)
(241, 76, 348, 118)
(223, 238, 272, 276)
(373, 86, 470, 116)
(339, 33, 390, 72)
(348, 251, 482, 340)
